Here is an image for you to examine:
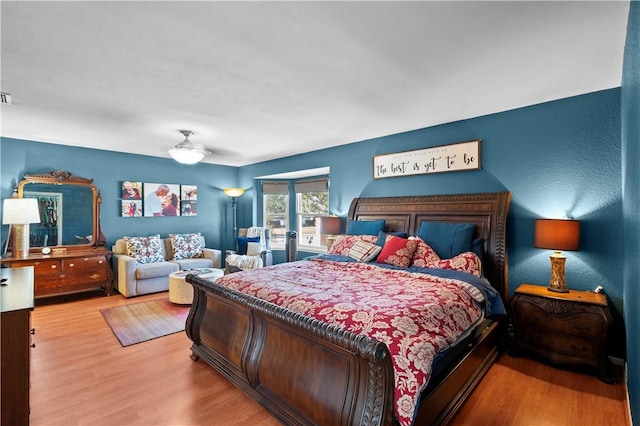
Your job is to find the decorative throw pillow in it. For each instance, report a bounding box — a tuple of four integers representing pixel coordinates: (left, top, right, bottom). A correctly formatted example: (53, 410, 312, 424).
(375, 230, 409, 247)
(417, 221, 475, 259)
(237, 236, 260, 255)
(411, 237, 441, 268)
(433, 252, 482, 277)
(246, 241, 263, 257)
(328, 235, 378, 256)
(375, 235, 418, 268)
(169, 233, 204, 260)
(345, 219, 385, 236)
(348, 240, 382, 262)
(124, 235, 164, 264)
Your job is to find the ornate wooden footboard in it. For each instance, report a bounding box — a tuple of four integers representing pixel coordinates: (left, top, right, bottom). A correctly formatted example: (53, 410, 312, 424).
(186, 191, 511, 425)
(186, 276, 395, 425)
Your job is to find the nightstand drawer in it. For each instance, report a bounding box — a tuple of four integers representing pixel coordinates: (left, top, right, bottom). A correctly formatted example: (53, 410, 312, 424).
(514, 299, 605, 337)
(521, 330, 598, 358)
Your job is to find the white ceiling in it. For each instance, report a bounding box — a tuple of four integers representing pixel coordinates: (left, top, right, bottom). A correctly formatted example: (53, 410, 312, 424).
(0, 1, 630, 167)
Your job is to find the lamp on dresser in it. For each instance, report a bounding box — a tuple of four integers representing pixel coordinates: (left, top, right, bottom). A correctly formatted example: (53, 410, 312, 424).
(2, 198, 41, 258)
(534, 218, 581, 292)
(318, 216, 342, 251)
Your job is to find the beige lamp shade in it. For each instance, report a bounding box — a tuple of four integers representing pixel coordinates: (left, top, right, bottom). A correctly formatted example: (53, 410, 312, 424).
(223, 188, 245, 198)
(3, 198, 41, 225)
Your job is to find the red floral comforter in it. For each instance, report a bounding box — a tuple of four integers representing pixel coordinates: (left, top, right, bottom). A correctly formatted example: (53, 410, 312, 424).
(215, 259, 483, 426)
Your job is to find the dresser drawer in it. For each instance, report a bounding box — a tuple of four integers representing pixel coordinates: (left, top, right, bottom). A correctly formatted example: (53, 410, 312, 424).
(11, 259, 63, 276)
(514, 297, 604, 337)
(63, 256, 109, 272)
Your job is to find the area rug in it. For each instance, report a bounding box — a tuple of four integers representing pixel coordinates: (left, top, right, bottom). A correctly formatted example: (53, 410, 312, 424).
(101, 299, 190, 347)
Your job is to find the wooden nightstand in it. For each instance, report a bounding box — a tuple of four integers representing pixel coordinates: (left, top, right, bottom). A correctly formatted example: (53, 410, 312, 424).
(510, 284, 615, 383)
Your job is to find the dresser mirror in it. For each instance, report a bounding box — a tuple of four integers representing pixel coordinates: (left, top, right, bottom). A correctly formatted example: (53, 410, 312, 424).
(17, 170, 105, 250)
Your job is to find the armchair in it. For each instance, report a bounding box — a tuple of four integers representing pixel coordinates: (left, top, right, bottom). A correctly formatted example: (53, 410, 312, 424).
(225, 227, 273, 273)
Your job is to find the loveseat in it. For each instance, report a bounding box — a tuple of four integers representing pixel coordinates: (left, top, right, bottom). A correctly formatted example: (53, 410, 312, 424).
(112, 233, 221, 298)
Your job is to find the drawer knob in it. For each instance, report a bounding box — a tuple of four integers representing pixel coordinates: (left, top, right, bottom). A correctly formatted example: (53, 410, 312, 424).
(98, 260, 103, 264)
(51, 264, 57, 269)
(30, 328, 35, 335)
(31, 343, 36, 349)
(69, 263, 75, 267)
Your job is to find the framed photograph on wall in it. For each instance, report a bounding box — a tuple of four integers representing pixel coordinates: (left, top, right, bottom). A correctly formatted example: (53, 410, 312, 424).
(121, 200, 142, 217)
(121, 181, 143, 200)
(143, 182, 181, 217)
(180, 185, 198, 216)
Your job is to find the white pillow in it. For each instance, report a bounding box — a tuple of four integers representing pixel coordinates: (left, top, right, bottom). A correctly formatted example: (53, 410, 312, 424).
(348, 240, 382, 262)
(246, 241, 263, 257)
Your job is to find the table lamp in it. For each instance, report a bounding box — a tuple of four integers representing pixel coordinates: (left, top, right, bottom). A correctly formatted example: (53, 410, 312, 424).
(319, 216, 342, 251)
(3, 198, 41, 258)
(534, 218, 581, 292)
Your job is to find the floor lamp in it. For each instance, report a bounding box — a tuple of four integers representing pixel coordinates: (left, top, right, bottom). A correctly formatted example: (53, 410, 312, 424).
(223, 188, 245, 251)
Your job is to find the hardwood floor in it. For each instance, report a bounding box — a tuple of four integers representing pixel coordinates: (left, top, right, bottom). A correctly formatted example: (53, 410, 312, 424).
(30, 292, 629, 425)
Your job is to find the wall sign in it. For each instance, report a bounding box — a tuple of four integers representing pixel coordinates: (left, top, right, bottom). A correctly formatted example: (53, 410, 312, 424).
(372, 139, 481, 179)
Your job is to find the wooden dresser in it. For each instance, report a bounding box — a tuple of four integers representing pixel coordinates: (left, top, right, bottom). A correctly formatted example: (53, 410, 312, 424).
(1, 248, 113, 300)
(1, 267, 35, 426)
(510, 283, 614, 383)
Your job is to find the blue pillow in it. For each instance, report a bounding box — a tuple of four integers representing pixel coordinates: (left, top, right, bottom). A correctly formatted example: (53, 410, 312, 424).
(417, 221, 475, 259)
(375, 230, 409, 247)
(237, 236, 260, 255)
(471, 237, 484, 260)
(346, 219, 385, 236)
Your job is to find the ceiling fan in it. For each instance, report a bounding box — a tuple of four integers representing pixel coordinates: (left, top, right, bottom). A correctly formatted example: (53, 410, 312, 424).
(168, 130, 210, 164)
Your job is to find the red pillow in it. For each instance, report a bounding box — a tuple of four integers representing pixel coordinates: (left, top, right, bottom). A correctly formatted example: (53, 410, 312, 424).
(376, 235, 418, 268)
(328, 235, 378, 256)
(434, 252, 482, 277)
(411, 237, 440, 268)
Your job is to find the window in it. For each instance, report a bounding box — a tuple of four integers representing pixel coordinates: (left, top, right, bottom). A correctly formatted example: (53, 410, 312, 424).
(263, 181, 289, 249)
(295, 178, 329, 251)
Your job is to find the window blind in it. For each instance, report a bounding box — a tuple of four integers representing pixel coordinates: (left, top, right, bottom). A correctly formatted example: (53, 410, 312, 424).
(294, 178, 328, 193)
(262, 181, 289, 195)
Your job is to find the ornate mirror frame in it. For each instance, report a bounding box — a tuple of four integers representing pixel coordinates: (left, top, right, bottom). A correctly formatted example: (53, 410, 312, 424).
(17, 170, 106, 250)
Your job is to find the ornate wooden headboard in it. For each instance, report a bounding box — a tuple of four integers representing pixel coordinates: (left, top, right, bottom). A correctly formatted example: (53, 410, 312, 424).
(347, 191, 512, 301)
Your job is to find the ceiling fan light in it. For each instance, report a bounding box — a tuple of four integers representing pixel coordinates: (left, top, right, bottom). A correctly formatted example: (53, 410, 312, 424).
(168, 130, 206, 164)
(169, 146, 205, 164)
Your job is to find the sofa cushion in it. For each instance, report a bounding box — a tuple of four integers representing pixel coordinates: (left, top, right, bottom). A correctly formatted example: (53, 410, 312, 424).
(135, 261, 179, 280)
(172, 258, 214, 270)
(124, 235, 165, 264)
(169, 233, 204, 260)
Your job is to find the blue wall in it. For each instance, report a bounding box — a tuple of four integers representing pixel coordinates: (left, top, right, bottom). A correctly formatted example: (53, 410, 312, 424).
(0, 139, 239, 252)
(622, 1, 640, 422)
(241, 89, 624, 355)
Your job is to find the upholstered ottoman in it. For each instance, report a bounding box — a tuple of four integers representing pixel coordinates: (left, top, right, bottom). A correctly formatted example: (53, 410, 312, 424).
(168, 268, 224, 304)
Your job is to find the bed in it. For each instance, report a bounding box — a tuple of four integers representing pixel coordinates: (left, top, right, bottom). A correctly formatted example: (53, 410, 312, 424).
(186, 191, 511, 425)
